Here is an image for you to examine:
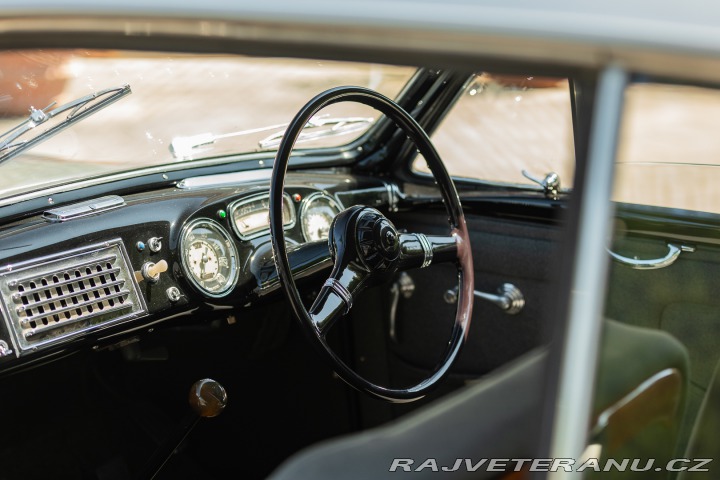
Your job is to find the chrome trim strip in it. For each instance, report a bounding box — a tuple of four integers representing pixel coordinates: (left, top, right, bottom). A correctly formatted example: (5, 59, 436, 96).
(548, 65, 627, 476)
(43, 195, 125, 222)
(416, 233, 433, 268)
(177, 169, 273, 189)
(323, 278, 353, 313)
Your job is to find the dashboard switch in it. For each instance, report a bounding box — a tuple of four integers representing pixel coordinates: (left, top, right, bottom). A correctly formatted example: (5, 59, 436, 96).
(148, 237, 163, 253)
(136, 260, 169, 284)
(166, 286, 182, 303)
(0, 340, 12, 357)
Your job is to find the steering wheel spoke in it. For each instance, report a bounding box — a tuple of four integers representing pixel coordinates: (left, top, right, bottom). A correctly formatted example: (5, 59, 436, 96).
(397, 232, 458, 270)
(309, 264, 367, 335)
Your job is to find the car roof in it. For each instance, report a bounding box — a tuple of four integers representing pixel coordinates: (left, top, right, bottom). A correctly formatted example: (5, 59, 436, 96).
(0, 0, 719, 82)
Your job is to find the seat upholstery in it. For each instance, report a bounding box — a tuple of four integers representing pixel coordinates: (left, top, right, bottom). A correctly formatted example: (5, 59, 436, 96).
(270, 320, 688, 480)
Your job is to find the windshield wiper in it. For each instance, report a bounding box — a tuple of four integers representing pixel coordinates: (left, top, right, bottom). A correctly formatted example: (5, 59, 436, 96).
(169, 115, 374, 160)
(0, 84, 131, 166)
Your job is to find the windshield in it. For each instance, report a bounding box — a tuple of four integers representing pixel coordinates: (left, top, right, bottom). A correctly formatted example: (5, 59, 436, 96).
(0, 50, 415, 199)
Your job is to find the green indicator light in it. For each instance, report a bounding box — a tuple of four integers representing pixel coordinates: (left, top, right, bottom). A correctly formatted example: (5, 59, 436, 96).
(217, 209, 227, 219)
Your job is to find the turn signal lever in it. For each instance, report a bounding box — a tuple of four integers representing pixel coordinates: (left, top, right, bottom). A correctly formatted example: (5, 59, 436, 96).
(138, 379, 228, 480)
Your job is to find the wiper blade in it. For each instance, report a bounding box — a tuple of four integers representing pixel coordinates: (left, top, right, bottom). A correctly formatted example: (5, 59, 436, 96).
(170, 115, 374, 160)
(0, 84, 131, 166)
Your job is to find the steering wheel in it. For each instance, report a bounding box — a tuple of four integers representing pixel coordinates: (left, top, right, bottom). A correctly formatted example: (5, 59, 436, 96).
(270, 86, 474, 402)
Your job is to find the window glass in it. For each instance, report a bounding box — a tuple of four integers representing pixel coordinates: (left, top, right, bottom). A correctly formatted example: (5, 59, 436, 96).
(614, 83, 720, 213)
(0, 50, 414, 199)
(593, 81, 720, 473)
(412, 74, 575, 189)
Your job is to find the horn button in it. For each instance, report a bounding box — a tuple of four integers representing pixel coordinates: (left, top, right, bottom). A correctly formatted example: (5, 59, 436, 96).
(356, 208, 400, 270)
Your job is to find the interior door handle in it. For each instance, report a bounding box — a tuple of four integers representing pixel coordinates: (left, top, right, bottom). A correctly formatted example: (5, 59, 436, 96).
(608, 243, 694, 270)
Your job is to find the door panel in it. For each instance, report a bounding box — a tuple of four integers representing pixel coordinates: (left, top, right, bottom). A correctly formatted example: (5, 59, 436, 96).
(606, 203, 720, 455)
(386, 202, 564, 378)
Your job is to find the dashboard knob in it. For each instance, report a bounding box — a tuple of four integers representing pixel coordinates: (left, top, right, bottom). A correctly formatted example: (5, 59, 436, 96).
(189, 378, 228, 418)
(135, 259, 168, 284)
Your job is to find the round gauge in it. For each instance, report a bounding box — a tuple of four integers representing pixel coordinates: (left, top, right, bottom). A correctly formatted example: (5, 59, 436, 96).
(300, 193, 343, 242)
(180, 218, 239, 297)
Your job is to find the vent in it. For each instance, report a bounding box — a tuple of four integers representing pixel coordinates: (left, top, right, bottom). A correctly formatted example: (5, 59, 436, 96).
(0, 240, 146, 354)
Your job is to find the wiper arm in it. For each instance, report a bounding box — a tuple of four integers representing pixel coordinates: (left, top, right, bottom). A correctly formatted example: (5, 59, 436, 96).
(170, 115, 374, 160)
(0, 84, 131, 166)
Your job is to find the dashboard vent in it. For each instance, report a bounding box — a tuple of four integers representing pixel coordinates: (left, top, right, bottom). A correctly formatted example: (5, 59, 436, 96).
(0, 240, 146, 354)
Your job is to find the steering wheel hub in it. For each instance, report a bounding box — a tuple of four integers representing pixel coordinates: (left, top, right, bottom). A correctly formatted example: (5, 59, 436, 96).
(356, 208, 400, 270)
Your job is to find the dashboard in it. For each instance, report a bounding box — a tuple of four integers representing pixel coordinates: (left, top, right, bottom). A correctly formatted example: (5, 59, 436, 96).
(0, 169, 395, 372)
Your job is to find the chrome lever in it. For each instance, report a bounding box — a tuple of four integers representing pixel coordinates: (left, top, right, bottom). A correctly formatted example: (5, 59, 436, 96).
(608, 243, 694, 270)
(389, 272, 415, 342)
(522, 170, 561, 200)
(444, 283, 525, 315)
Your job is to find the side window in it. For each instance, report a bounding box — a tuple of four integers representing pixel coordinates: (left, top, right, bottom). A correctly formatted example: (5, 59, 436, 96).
(614, 82, 720, 214)
(412, 74, 575, 189)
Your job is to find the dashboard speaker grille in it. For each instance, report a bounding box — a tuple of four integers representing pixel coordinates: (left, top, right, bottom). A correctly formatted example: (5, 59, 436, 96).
(0, 240, 146, 354)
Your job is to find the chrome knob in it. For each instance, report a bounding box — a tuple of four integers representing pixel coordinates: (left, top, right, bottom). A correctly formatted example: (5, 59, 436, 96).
(148, 236, 163, 253)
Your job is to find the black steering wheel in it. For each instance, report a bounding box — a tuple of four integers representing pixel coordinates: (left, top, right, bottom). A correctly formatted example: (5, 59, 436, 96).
(270, 86, 474, 402)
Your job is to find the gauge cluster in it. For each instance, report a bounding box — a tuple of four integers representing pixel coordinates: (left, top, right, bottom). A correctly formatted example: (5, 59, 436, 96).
(179, 189, 346, 298)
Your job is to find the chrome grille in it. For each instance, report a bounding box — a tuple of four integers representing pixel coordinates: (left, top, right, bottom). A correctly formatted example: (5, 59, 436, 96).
(0, 240, 146, 354)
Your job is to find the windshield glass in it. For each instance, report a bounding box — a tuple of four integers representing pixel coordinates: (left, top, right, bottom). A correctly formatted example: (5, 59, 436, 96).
(0, 50, 414, 199)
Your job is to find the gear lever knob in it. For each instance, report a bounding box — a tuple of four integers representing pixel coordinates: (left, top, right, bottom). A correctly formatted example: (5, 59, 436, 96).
(189, 378, 228, 418)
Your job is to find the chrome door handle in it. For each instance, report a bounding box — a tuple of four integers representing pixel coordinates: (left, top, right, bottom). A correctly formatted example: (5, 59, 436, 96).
(608, 243, 694, 270)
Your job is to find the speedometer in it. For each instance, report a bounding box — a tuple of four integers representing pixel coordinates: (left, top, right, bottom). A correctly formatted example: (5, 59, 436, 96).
(300, 193, 342, 242)
(180, 218, 238, 297)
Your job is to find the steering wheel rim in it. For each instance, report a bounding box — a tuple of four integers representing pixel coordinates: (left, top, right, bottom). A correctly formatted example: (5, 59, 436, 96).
(270, 86, 474, 402)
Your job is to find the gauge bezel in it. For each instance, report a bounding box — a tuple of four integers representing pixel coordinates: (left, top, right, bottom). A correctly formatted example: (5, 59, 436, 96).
(228, 192, 296, 241)
(179, 218, 239, 298)
(299, 192, 343, 242)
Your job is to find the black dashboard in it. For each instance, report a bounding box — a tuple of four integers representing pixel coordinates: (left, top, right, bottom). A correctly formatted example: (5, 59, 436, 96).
(0, 169, 395, 373)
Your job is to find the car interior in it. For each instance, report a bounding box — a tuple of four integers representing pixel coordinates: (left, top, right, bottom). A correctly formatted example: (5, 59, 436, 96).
(0, 45, 716, 480)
